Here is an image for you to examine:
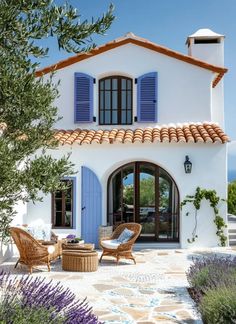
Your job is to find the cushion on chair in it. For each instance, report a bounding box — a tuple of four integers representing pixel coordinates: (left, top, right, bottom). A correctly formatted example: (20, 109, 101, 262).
(101, 239, 121, 249)
(27, 224, 52, 241)
(117, 228, 134, 243)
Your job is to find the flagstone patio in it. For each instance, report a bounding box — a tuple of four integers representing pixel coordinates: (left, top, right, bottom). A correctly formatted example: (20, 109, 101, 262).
(1, 248, 236, 324)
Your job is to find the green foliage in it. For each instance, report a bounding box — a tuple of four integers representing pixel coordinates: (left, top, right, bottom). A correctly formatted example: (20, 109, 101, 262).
(123, 177, 170, 207)
(228, 180, 236, 215)
(181, 187, 227, 246)
(0, 302, 64, 324)
(199, 286, 236, 324)
(190, 266, 211, 291)
(0, 1, 114, 243)
(139, 177, 155, 206)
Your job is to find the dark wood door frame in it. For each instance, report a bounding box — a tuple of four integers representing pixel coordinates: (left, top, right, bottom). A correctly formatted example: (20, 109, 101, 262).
(107, 161, 180, 242)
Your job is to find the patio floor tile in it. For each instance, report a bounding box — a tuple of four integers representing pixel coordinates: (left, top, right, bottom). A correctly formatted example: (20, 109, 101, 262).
(2, 247, 235, 323)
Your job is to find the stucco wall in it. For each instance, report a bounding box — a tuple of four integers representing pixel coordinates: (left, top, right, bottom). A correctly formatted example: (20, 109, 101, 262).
(25, 142, 227, 248)
(46, 43, 214, 129)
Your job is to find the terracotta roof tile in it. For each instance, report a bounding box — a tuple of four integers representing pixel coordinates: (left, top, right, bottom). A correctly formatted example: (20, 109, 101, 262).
(35, 33, 227, 88)
(54, 123, 229, 146)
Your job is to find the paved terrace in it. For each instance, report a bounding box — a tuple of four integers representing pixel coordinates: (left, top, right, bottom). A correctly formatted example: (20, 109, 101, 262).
(1, 248, 236, 324)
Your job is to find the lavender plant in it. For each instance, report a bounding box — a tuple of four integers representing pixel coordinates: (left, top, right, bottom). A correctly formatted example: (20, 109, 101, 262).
(199, 286, 236, 324)
(0, 272, 101, 323)
(187, 255, 236, 302)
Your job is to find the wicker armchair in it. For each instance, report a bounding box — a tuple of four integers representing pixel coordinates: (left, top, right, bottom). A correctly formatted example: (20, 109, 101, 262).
(10, 227, 61, 274)
(99, 223, 142, 264)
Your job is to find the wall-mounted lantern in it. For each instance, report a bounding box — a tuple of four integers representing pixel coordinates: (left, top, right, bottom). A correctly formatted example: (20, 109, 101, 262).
(184, 155, 192, 174)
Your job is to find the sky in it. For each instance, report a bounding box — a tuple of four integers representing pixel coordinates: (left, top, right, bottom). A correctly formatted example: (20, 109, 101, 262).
(38, 0, 236, 180)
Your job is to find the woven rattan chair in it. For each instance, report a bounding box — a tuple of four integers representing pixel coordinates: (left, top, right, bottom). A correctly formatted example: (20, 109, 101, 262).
(10, 227, 61, 274)
(99, 223, 142, 264)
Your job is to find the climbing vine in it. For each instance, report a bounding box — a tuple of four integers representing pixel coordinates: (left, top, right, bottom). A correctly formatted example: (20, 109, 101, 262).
(181, 187, 227, 246)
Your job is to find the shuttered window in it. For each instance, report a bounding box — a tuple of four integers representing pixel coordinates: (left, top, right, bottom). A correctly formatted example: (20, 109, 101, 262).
(99, 76, 133, 125)
(137, 72, 158, 122)
(74, 73, 93, 123)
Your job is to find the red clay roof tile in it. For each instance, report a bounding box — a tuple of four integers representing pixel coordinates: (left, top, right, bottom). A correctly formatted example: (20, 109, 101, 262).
(54, 123, 229, 146)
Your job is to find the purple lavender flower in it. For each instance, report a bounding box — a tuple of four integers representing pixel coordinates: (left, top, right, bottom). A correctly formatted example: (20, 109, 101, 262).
(187, 255, 236, 302)
(0, 271, 101, 323)
(66, 234, 76, 239)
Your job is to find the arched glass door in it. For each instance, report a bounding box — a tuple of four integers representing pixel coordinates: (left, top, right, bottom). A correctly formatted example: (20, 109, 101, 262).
(108, 162, 179, 242)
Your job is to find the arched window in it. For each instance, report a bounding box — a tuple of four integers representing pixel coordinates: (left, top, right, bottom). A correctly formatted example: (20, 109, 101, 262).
(99, 76, 133, 125)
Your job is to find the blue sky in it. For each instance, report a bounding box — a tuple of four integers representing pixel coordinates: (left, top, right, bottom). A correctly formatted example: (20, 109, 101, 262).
(38, 0, 236, 179)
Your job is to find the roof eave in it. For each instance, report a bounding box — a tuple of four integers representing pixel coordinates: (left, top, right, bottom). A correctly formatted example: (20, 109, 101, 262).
(35, 37, 228, 87)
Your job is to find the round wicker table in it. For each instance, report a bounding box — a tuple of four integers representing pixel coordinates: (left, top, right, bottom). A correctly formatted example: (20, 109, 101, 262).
(62, 250, 98, 272)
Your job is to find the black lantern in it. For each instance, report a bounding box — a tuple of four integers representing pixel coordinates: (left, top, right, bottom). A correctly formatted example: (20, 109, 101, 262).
(184, 155, 192, 174)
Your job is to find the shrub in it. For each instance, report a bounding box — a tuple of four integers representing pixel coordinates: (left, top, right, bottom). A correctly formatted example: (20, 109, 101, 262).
(0, 302, 64, 324)
(187, 255, 236, 302)
(0, 271, 101, 323)
(199, 286, 236, 324)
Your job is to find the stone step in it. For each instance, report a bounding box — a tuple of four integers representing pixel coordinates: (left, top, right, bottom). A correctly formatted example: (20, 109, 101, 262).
(228, 229, 236, 233)
(228, 223, 236, 230)
(134, 242, 180, 250)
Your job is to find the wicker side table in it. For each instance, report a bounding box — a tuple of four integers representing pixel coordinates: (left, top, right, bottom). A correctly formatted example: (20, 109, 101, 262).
(62, 250, 98, 272)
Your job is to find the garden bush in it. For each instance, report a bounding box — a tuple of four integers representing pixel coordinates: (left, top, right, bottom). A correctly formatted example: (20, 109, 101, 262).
(199, 286, 236, 324)
(186, 255, 236, 301)
(0, 271, 100, 323)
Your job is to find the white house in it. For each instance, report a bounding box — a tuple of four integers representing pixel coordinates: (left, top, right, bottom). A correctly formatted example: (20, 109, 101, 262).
(19, 29, 229, 248)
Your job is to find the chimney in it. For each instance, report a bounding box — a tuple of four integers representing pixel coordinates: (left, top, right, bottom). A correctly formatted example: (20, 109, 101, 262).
(186, 28, 224, 66)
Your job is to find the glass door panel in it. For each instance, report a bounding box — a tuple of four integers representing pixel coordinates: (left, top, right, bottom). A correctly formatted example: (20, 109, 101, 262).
(158, 169, 178, 240)
(122, 165, 135, 223)
(139, 164, 156, 238)
(112, 171, 122, 225)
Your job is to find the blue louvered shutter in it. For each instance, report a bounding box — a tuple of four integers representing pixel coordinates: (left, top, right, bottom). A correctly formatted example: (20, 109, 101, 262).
(74, 73, 93, 123)
(137, 72, 158, 122)
(81, 166, 102, 247)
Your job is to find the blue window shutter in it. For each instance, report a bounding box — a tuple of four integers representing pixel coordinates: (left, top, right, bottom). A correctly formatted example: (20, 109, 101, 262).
(81, 166, 102, 247)
(137, 72, 158, 122)
(74, 73, 93, 123)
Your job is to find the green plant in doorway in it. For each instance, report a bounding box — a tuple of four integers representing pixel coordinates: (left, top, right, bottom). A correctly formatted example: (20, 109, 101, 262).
(181, 187, 227, 246)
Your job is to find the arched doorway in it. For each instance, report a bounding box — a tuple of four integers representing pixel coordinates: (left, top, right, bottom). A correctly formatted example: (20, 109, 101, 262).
(107, 162, 179, 242)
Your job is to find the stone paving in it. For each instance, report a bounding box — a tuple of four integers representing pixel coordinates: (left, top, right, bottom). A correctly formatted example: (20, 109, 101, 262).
(1, 248, 236, 323)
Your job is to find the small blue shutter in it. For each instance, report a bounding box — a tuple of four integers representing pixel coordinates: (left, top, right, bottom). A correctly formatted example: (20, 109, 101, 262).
(137, 72, 158, 122)
(74, 73, 93, 123)
(81, 166, 102, 247)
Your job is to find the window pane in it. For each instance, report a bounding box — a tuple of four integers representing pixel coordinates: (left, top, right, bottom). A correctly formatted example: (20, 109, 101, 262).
(112, 110, 118, 124)
(121, 79, 127, 90)
(112, 91, 118, 109)
(112, 79, 118, 90)
(127, 79, 132, 90)
(127, 90, 132, 109)
(105, 91, 111, 110)
(105, 111, 111, 124)
(100, 111, 104, 124)
(100, 93, 104, 109)
(122, 91, 126, 110)
(65, 212, 72, 227)
(100, 81, 104, 90)
(55, 212, 62, 227)
(121, 110, 127, 124)
(105, 79, 111, 90)
(55, 191, 62, 198)
(127, 110, 132, 124)
(55, 199, 62, 211)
